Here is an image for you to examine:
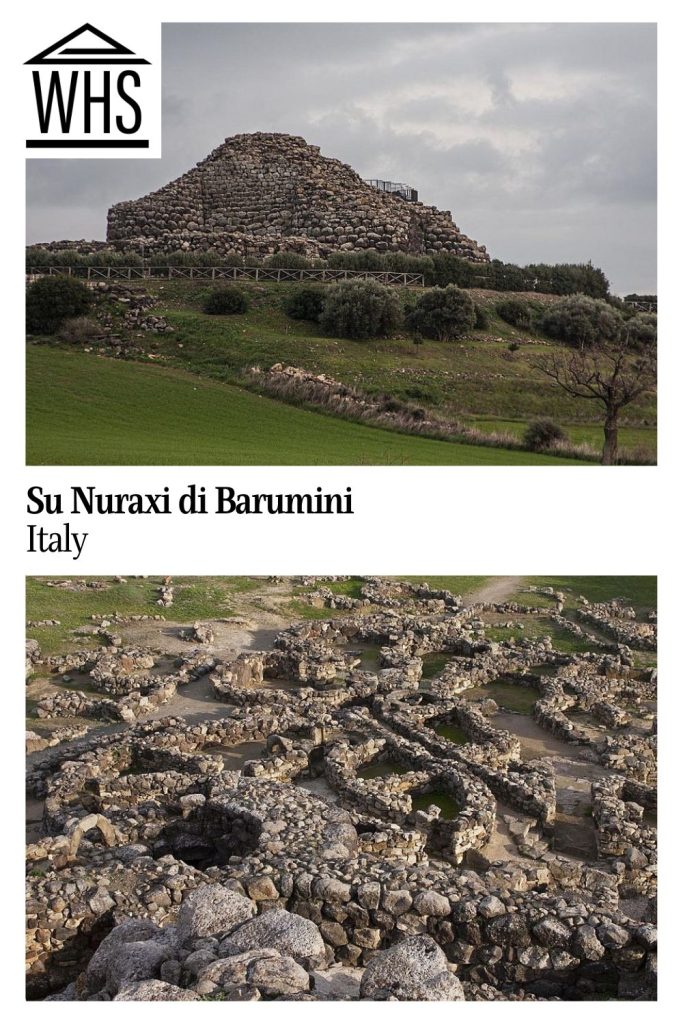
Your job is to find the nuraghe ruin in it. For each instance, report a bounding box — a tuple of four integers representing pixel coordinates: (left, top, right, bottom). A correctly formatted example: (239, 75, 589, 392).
(26, 577, 656, 1002)
(105, 133, 489, 261)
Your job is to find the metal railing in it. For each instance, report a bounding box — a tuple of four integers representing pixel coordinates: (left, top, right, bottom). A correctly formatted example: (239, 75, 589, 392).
(365, 179, 418, 203)
(623, 298, 657, 313)
(27, 266, 425, 286)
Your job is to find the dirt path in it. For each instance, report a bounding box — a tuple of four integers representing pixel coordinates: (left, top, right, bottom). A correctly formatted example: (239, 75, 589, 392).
(489, 709, 608, 861)
(118, 616, 284, 661)
(463, 577, 524, 607)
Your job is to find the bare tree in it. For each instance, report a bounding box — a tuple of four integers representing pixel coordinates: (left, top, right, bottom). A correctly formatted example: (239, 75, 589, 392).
(535, 330, 656, 465)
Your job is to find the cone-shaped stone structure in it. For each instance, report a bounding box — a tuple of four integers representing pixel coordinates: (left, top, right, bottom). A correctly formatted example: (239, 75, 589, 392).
(107, 132, 489, 261)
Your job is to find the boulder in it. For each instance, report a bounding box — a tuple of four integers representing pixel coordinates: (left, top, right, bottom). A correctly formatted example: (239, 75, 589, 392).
(114, 980, 200, 1000)
(360, 936, 464, 1001)
(177, 884, 256, 942)
(105, 939, 174, 996)
(196, 948, 309, 998)
(532, 916, 572, 949)
(413, 891, 451, 918)
(572, 925, 605, 961)
(220, 909, 326, 968)
(84, 918, 163, 994)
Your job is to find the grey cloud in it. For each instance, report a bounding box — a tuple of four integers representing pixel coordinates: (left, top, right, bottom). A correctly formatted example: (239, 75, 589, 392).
(26, 22, 656, 293)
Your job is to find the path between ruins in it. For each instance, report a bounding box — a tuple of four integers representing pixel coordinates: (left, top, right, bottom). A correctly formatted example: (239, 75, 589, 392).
(463, 577, 524, 606)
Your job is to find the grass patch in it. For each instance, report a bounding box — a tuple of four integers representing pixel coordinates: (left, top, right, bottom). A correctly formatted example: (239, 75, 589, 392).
(483, 615, 595, 654)
(26, 576, 260, 655)
(285, 600, 336, 621)
(470, 417, 656, 461)
(519, 577, 657, 610)
(326, 578, 365, 599)
(393, 576, 491, 595)
(27, 348, 588, 466)
(358, 760, 409, 779)
(466, 681, 539, 714)
(411, 789, 460, 819)
(434, 721, 469, 744)
(421, 652, 452, 679)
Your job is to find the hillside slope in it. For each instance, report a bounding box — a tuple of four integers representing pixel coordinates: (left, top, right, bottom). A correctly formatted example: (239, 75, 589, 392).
(26, 347, 588, 466)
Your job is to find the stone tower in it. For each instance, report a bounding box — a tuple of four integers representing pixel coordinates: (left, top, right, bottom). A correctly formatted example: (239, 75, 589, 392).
(107, 132, 489, 262)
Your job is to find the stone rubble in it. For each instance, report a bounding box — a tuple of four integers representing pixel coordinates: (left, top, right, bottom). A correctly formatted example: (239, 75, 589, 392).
(26, 579, 657, 1002)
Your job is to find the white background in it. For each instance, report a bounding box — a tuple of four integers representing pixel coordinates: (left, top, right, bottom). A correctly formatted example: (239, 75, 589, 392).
(3, 0, 679, 1017)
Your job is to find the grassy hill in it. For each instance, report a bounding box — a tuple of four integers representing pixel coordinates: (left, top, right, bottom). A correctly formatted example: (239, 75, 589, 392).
(26, 279, 656, 464)
(27, 347, 587, 465)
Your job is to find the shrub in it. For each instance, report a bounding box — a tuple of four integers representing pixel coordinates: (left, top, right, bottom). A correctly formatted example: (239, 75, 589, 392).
(407, 285, 476, 341)
(523, 418, 568, 452)
(26, 275, 92, 334)
(624, 312, 657, 349)
(57, 316, 100, 344)
(496, 297, 533, 330)
(425, 253, 481, 288)
(326, 251, 386, 271)
(202, 286, 249, 315)
(540, 295, 623, 348)
(319, 279, 402, 340)
(282, 286, 326, 322)
(263, 252, 315, 269)
(474, 304, 490, 330)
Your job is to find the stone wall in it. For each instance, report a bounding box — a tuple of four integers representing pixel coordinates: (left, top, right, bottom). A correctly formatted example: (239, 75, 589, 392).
(106, 133, 489, 262)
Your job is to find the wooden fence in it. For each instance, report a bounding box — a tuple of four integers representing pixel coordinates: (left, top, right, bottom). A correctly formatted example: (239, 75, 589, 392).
(27, 266, 425, 287)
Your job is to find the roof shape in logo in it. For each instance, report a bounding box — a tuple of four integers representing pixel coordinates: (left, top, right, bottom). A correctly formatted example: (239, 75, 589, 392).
(25, 23, 150, 64)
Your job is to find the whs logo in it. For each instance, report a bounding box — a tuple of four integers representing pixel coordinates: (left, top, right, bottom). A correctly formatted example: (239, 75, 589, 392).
(24, 22, 160, 158)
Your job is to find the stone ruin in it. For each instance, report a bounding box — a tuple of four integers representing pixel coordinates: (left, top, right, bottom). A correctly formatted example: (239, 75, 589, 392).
(106, 133, 489, 262)
(26, 579, 657, 1002)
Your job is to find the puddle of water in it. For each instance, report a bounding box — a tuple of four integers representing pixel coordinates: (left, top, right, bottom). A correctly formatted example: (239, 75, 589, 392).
(465, 681, 538, 714)
(358, 760, 408, 779)
(411, 790, 460, 820)
(434, 722, 469, 745)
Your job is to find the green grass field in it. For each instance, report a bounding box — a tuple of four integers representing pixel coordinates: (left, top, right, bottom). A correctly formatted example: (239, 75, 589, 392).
(27, 347, 586, 466)
(137, 281, 656, 441)
(26, 280, 655, 464)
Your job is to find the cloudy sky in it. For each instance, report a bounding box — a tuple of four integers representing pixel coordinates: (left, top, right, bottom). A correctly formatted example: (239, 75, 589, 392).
(26, 22, 657, 294)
